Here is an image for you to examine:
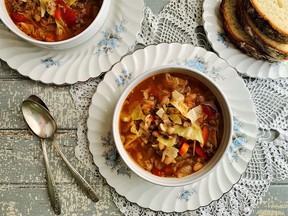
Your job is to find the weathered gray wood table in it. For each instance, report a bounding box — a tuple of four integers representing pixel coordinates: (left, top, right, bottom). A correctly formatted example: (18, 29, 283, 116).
(0, 1, 287, 215)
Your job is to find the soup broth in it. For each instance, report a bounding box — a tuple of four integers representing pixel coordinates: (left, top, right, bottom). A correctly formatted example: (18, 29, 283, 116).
(119, 72, 223, 178)
(5, 0, 103, 42)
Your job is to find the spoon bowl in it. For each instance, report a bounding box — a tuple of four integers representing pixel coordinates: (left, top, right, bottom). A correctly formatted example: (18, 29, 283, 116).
(22, 100, 56, 139)
(27, 95, 50, 111)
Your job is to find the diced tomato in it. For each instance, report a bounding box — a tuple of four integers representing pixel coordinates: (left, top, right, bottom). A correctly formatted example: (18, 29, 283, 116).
(158, 95, 164, 101)
(164, 166, 173, 175)
(150, 114, 155, 122)
(201, 105, 216, 120)
(11, 12, 26, 22)
(54, 0, 77, 26)
(151, 168, 164, 177)
(195, 146, 207, 160)
(61, 7, 77, 26)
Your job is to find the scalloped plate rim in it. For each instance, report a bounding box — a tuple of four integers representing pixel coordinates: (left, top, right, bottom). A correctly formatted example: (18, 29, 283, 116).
(0, 0, 144, 85)
(86, 42, 257, 212)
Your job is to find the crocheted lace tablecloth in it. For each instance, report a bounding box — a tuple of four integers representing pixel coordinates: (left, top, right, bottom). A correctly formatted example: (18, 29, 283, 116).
(70, 0, 288, 215)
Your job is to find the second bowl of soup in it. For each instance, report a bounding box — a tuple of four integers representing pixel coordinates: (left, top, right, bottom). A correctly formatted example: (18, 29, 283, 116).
(113, 66, 233, 187)
(0, 0, 111, 49)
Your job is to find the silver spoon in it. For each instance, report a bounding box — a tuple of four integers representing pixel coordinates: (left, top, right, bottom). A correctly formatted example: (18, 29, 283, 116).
(27, 95, 50, 110)
(21, 100, 61, 215)
(22, 97, 99, 202)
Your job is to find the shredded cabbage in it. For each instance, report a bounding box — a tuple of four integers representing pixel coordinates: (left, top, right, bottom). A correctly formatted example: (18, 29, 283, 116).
(123, 135, 138, 147)
(172, 90, 184, 102)
(169, 113, 182, 124)
(55, 19, 71, 40)
(156, 108, 165, 119)
(185, 105, 204, 123)
(157, 135, 177, 147)
(131, 104, 145, 121)
(170, 90, 188, 115)
(162, 146, 179, 162)
(173, 123, 204, 146)
(66, 0, 77, 6)
(40, 0, 56, 17)
(39, 0, 47, 17)
(130, 122, 139, 135)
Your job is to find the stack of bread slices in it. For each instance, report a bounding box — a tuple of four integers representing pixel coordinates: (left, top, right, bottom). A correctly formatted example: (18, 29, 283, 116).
(221, 0, 288, 62)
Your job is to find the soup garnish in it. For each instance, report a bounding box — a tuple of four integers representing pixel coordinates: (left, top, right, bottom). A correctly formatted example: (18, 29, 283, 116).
(5, 0, 103, 42)
(119, 72, 223, 178)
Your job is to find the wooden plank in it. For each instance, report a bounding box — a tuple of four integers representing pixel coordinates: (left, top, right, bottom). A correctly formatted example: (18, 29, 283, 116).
(0, 59, 25, 79)
(0, 130, 80, 183)
(0, 129, 121, 215)
(0, 184, 121, 216)
(0, 80, 79, 129)
(272, 179, 288, 184)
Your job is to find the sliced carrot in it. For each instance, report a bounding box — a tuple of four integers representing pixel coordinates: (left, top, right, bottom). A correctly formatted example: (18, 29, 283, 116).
(179, 142, 190, 156)
(202, 125, 210, 145)
(54, 8, 61, 20)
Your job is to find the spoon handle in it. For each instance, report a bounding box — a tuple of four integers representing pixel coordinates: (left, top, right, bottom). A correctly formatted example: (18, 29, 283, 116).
(53, 140, 99, 202)
(41, 140, 61, 215)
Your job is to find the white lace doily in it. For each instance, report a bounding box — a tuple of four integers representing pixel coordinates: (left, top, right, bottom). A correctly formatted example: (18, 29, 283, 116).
(70, 0, 288, 215)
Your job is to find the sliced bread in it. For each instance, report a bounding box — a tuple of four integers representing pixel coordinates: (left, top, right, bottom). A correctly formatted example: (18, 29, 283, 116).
(243, 0, 288, 43)
(220, 0, 270, 61)
(239, 0, 288, 61)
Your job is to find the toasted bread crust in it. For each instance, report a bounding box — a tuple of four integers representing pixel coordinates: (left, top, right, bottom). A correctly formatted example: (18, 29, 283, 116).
(220, 0, 271, 61)
(244, 0, 288, 43)
(239, 0, 288, 61)
(250, 0, 288, 36)
(220, 0, 270, 61)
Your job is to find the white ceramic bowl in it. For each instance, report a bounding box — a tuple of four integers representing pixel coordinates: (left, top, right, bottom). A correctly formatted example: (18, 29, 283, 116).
(0, 0, 111, 50)
(113, 65, 233, 187)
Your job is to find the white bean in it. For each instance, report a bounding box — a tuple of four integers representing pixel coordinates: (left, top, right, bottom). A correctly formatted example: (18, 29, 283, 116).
(193, 162, 203, 172)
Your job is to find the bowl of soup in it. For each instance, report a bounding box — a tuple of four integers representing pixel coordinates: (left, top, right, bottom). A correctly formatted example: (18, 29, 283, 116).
(112, 65, 233, 187)
(0, 0, 111, 49)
